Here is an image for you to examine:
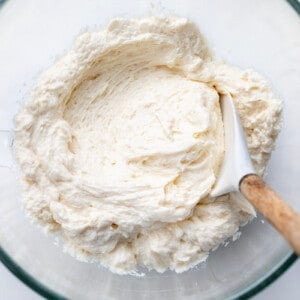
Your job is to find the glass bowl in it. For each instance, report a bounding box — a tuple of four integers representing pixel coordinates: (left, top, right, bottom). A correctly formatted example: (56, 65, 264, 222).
(0, 0, 299, 299)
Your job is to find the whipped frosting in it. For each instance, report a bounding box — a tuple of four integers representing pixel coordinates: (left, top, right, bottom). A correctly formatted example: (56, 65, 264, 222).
(14, 16, 282, 274)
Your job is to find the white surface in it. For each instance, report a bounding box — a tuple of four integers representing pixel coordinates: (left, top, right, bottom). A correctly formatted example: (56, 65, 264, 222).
(0, 260, 299, 299)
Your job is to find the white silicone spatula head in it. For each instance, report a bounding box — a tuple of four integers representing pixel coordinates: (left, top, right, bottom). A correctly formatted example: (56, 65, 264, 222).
(210, 94, 300, 256)
(210, 94, 256, 197)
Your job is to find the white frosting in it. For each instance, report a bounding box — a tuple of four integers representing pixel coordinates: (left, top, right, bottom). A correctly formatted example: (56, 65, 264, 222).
(14, 17, 282, 274)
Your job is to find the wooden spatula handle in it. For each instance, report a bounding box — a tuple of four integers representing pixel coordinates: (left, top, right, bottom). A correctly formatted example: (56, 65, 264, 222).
(240, 174, 300, 255)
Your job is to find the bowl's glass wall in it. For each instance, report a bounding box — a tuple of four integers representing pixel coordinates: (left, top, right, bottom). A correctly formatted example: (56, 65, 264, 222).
(0, 0, 299, 299)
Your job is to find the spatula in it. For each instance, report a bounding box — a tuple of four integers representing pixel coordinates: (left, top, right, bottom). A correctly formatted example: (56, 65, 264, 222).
(211, 94, 300, 255)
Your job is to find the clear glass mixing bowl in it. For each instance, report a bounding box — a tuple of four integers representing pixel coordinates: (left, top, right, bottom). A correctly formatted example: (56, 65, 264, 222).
(0, 0, 299, 299)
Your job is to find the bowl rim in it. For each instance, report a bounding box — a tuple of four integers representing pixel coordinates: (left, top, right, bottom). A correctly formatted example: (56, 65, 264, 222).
(0, 244, 298, 300)
(0, 0, 299, 299)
